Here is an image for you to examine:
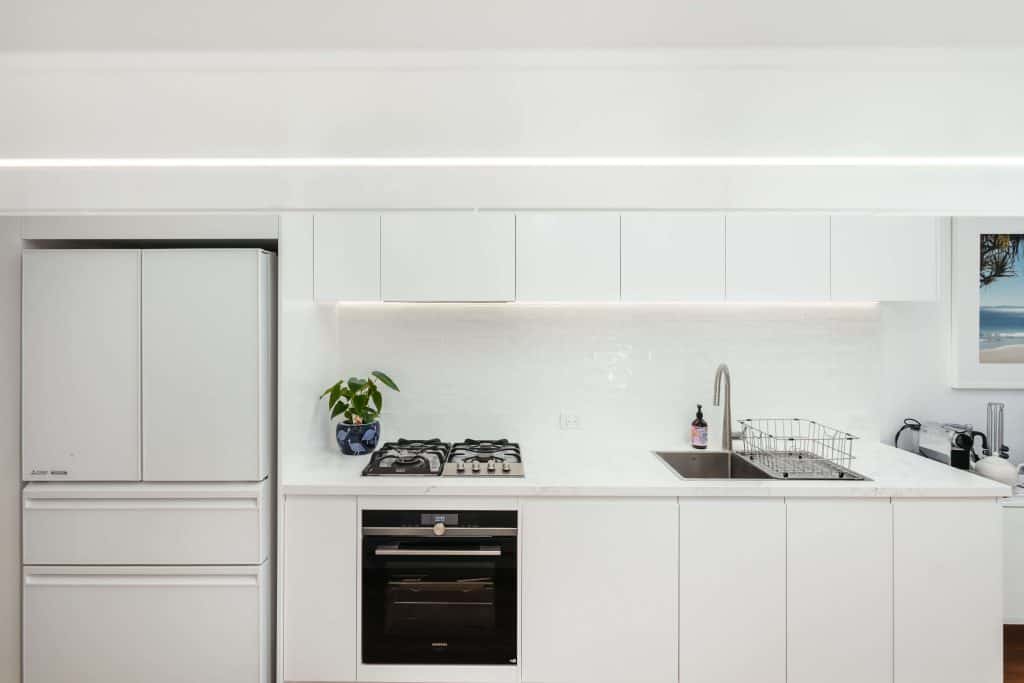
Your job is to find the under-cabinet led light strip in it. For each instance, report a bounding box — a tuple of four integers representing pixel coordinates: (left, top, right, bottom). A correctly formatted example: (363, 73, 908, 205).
(2, 156, 1024, 168)
(327, 300, 880, 307)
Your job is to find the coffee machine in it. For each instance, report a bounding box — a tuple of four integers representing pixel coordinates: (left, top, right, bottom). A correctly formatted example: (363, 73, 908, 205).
(917, 422, 989, 470)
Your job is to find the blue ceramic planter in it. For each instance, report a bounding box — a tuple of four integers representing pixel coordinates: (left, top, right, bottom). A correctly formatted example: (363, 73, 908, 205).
(336, 421, 380, 455)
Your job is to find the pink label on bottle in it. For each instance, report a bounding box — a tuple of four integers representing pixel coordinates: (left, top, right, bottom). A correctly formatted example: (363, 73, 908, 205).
(691, 425, 708, 447)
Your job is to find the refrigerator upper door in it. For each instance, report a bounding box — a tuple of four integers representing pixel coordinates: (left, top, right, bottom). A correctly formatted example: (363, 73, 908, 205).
(22, 250, 142, 481)
(142, 250, 271, 482)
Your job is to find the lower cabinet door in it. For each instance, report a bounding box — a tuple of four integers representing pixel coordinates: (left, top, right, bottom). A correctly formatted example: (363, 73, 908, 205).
(521, 498, 678, 683)
(787, 498, 893, 683)
(678, 498, 785, 683)
(282, 495, 358, 683)
(894, 499, 1002, 683)
(24, 564, 269, 683)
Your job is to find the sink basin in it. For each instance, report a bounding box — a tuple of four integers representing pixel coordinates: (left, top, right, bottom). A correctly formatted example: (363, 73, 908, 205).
(655, 450, 771, 480)
(655, 450, 869, 481)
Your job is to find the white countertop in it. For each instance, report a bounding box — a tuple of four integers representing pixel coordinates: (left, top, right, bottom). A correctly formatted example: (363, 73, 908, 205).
(281, 439, 1011, 498)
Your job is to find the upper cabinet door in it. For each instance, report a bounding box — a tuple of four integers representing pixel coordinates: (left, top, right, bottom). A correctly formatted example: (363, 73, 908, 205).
(22, 250, 142, 482)
(381, 212, 515, 302)
(516, 212, 620, 302)
(142, 250, 273, 482)
(725, 215, 829, 300)
(830, 215, 940, 301)
(621, 212, 725, 301)
(314, 213, 381, 302)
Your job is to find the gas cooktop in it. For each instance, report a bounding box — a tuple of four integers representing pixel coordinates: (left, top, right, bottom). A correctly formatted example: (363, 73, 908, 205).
(360, 438, 524, 477)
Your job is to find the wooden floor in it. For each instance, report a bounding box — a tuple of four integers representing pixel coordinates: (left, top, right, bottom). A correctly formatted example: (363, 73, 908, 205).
(1007, 626, 1024, 682)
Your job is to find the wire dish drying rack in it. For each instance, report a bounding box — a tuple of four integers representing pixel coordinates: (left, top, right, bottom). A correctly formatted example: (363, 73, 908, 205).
(736, 418, 863, 480)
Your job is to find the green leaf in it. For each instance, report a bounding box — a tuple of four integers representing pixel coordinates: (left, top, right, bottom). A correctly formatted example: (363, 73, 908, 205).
(319, 379, 342, 399)
(347, 377, 367, 392)
(330, 401, 347, 419)
(371, 370, 399, 392)
(369, 385, 382, 413)
(328, 385, 342, 408)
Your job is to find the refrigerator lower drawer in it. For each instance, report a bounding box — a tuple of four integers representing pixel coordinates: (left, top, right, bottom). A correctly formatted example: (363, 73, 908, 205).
(23, 563, 270, 683)
(23, 479, 270, 565)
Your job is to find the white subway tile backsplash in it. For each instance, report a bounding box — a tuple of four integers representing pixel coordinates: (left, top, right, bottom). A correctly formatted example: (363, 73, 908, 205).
(284, 303, 881, 453)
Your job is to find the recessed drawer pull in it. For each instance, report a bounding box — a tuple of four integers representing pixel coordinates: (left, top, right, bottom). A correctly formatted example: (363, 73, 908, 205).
(24, 498, 258, 511)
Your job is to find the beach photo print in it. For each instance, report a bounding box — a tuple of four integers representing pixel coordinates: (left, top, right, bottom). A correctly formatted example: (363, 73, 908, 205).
(980, 233, 1024, 363)
(952, 218, 1024, 388)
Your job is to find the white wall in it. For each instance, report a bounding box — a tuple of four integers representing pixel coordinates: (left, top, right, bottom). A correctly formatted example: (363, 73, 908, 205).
(6, 2, 1024, 51)
(881, 225, 1024, 457)
(280, 218, 881, 456)
(6, 50, 1024, 211)
(281, 215, 1024, 462)
(0, 218, 21, 683)
(4, 49, 1024, 159)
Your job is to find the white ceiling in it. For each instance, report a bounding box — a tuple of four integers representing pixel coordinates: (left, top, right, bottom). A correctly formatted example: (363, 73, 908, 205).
(4, 0, 1024, 51)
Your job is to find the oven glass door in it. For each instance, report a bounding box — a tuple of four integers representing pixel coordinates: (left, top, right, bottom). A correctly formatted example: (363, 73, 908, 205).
(362, 534, 517, 665)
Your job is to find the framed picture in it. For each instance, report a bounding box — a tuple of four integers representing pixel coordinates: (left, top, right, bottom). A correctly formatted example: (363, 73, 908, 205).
(952, 217, 1024, 388)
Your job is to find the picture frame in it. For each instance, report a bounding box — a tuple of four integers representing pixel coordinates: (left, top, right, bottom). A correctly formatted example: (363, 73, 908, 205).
(952, 217, 1024, 388)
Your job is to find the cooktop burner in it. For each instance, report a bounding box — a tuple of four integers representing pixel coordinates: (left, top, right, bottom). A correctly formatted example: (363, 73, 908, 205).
(359, 438, 524, 477)
(361, 439, 449, 476)
(444, 439, 524, 477)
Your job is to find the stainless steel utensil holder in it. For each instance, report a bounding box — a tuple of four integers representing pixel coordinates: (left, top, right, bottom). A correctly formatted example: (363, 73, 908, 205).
(737, 418, 859, 479)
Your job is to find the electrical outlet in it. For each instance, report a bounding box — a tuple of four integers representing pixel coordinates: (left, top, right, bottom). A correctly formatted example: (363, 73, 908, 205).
(559, 413, 581, 430)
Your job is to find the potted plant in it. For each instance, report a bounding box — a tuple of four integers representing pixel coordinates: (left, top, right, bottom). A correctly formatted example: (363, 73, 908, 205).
(320, 371, 400, 455)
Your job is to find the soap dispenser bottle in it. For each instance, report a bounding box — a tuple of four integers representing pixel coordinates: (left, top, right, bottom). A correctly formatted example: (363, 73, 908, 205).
(691, 405, 708, 449)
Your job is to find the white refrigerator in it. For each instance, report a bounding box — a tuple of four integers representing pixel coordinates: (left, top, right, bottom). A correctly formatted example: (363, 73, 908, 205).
(21, 248, 276, 683)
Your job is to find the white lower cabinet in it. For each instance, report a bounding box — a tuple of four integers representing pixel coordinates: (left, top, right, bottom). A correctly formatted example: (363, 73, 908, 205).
(282, 495, 358, 683)
(678, 498, 786, 683)
(1004, 502, 1024, 624)
(521, 498, 678, 683)
(23, 563, 270, 683)
(787, 498, 893, 683)
(894, 499, 1002, 683)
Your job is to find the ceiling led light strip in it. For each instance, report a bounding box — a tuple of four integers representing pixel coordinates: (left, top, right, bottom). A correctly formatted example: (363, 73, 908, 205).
(2, 157, 1024, 169)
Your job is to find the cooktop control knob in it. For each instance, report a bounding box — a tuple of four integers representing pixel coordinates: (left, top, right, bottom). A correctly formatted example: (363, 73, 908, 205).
(502, 462, 511, 472)
(487, 461, 496, 472)
(472, 462, 480, 472)
(456, 462, 465, 472)
(433, 522, 446, 536)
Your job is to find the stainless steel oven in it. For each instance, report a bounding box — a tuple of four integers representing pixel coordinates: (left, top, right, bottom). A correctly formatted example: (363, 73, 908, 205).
(361, 510, 518, 666)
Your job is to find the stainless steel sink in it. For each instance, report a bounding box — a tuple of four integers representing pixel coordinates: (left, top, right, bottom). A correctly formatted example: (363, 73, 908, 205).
(655, 450, 869, 481)
(655, 450, 771, 480)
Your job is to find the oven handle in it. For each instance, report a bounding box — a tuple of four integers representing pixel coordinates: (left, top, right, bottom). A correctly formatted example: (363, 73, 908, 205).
(374, 544, 502, 557)
(363, 526, 517, 538)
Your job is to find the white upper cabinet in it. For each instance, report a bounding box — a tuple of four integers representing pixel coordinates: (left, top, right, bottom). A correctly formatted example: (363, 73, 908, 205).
(381, 211, 515, 302)
(314, 212, 381, 302)
(22, 250, 142, 482)
(787, 499, 893, 683)
(725, 215, 829, 300)
(516, 212, 620, 302)
(521, 498, 677, 683)
(142, 250, 274, 482)
(621, 213, 725, 301)
(830, 215, 940, 301)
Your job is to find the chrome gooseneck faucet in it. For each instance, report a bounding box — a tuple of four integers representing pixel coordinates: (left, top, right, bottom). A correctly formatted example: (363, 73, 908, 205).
(713, 363, 732, 452)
